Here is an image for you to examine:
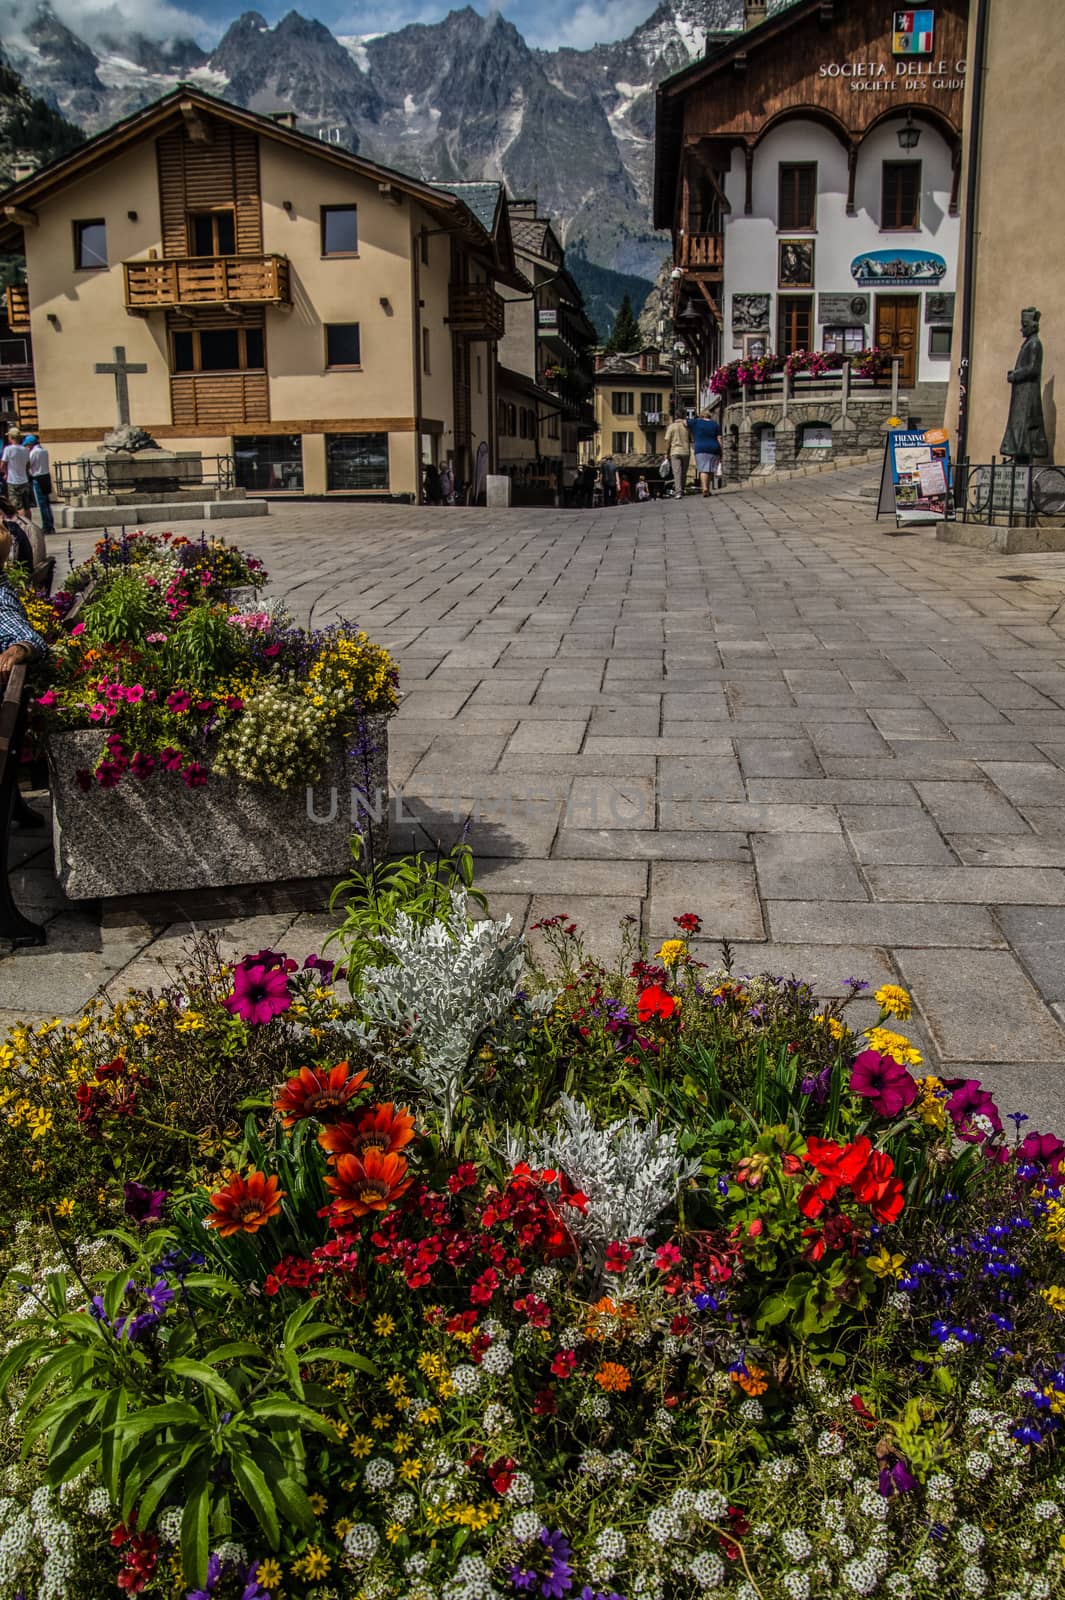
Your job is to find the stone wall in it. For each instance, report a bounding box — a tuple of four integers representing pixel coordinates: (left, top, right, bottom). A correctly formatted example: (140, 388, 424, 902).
(722, 389, 908, 482)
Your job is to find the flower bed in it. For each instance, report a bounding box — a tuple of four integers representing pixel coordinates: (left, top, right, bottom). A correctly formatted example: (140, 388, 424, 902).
(709, 350, 891, 396)
(0, 863, 1062, 1600)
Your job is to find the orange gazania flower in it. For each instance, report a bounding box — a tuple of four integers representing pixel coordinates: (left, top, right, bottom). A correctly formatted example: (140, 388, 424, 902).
(318, 1103, 416, 1164)
(731, 1362, 768, 1397)
(594, 1361, 631, 1393)
(274, 1062, 370, 1126)
(206, 1169, 285, 1235)
(324, 1148, 413, 1218)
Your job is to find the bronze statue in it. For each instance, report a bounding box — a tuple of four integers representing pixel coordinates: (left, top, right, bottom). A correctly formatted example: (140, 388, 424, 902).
(1001, 307, 1049, 461)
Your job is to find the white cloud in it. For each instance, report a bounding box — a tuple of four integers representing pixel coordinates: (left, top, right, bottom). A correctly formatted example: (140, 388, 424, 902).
(524, 0, 655, 50)
(5, 0, 216, 47)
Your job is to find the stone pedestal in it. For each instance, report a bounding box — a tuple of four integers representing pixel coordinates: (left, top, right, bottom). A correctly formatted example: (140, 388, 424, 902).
(486, 474, 512, 509)
(48, 721, 390, 900)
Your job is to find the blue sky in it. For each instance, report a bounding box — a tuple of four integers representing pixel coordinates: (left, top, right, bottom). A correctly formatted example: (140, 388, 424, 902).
(49, 0, 661, 52)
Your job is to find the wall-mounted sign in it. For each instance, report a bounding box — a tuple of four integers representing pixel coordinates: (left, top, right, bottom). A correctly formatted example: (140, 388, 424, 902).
(537, 308, 558, 329)
(817, 57, 965, 92)
(732, 293, 771, 332)
(818, 293, 870, 324)
(893, 10, 934, 56)
(851, 250, 946, 286)
(924, 291, 955, 323)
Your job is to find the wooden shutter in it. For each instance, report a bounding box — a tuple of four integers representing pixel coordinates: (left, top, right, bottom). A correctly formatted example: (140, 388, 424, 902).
(157, 121, 262, 257)
(157, 132, 188, 257)
(233, 130, 263, 254)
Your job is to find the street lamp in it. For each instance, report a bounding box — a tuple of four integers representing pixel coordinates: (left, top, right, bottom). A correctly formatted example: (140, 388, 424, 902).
(897, 113, 921, 150)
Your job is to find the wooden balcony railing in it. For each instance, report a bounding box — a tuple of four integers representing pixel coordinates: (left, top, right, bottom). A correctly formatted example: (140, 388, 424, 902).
(679, 232, 724, 271)
(124, 255, 291, 312)
(0, 361, 34, 386)
(169, 372, 269, 430)
(14, 388, 38, 430)
(449, 283, 506, 340)
(5, 285, 30, 330)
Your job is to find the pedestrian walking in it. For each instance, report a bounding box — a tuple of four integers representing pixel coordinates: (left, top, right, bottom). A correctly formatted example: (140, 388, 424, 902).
(665, 411, 691, 498)
(23, 435, 54, 534)
(600, 455, 619, 507)
(1, 429, 31, 513)
(687, 407, 723, 496)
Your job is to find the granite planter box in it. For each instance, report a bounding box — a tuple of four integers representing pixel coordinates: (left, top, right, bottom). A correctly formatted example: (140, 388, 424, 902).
(47, 719, 390, 900)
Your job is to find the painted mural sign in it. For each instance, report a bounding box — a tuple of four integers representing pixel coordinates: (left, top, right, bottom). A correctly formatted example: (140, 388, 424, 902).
(893, 10, 935, 56)
(851, 249, 946, 286)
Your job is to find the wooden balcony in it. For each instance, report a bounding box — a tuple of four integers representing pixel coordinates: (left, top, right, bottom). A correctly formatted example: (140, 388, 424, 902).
(170, 372, 269, 430)
(449, 283, 506, 340)
(679, 232, 724, 272)
(14, 388, 38, 430)
(124, 255, 291, 312)
(5, 285, 30, 330)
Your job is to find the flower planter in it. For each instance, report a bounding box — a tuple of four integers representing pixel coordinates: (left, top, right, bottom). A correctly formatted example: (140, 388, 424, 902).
(47, 718, 390, 900)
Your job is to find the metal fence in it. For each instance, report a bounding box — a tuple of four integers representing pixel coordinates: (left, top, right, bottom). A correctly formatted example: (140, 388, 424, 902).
(952, 460, 1065, 527)
(55, 455, 237, 498)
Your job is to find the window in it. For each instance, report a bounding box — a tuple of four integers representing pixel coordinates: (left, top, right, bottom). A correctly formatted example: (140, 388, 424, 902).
(325, 323, 361, 368)
(546, 412, 559, 440)
(189, 210, 235, 256)
(233, 434, 303, 491)
(0, 338, 29, 366)
(777, 295, 813, 356)
(823, 325, 866, 355)
(882, 162, 921, 230)
(326, 432, 389, 491)
(612, 431, 634, 454)
(420, 229, 429, 265)
(422, 327, 431, 375)
(171, 326, 264, 373)
(779, 163, 817, 231)
(929, 325, 953, 357)
(476, 354, 483, 394)
(640, 392, 664, 418)
(799, 423, 833, 450)
(321, 205, 358, 255)
(74, 219, 107, 270)
(612, 391, 634, 415)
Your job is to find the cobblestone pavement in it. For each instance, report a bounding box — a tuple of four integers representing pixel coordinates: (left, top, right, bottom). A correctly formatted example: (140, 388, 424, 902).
(9, 467, 1065, 1123)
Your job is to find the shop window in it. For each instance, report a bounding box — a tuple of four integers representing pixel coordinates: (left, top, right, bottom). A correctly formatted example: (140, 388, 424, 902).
(612, 431, 634, 454)
(326, 432, 389, 490)
(777, 295, 813, 356)
(321, 205, 358, 255)
(74, 219, 107, 270)
(189, 210, 236, 256)
(612, 391, 634, 415)
(929, 325, 953, 357)
(325, 323, 361, 368)
(779, 163, 817, 231)
(882, 162, 921, 230)
(799, 422, 833, 450)
(171, 326, 264, 373)
(757, 425, 777, 467)
(233, 434, 303, 491)
(823, 325, 865, 354)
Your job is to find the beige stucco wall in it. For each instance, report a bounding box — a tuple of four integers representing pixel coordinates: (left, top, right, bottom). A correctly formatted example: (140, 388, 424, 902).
(946, 0, 1063, 463)
(594, 376, 672, 456)
(25, 143, 171, 436)
(412, 204, 456, 462)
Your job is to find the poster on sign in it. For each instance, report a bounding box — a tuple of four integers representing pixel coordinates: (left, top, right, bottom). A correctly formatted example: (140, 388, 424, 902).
(875, 428, 952, 527)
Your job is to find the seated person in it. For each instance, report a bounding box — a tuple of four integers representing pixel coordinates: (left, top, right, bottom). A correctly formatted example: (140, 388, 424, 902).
(0, 521, 48, 827)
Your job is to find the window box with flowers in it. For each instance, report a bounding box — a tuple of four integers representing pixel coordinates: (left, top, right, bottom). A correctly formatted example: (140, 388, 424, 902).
(21, 532, 397, 898)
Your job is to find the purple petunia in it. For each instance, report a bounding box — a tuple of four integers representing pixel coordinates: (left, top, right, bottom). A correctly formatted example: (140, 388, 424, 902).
(849, 1050, 918, 1118)
(123, 1181, 167, 1226)
(223, 963, 292, 1026)
(944, 1078, 1003, 1143)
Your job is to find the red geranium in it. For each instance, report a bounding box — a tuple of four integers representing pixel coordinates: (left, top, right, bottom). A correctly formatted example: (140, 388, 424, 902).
(637, 984, 677, 1022)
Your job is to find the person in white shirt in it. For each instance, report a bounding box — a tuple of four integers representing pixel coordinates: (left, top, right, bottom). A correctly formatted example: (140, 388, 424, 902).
(23, 435, 54, 535)
(1, 431, 31, 513)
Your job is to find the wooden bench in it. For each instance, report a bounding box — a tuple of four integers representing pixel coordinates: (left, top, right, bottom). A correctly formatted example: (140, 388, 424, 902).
(0, 662, 46, 945)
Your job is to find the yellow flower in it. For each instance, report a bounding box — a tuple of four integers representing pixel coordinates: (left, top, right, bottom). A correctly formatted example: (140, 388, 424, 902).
(254, 1560, 282, 1589)
(874, 984, 912, 1021)
(385, 1373, 408, 1397)
(385, 1521, 405, 1543)
(174, 1011, 205, 1032)
(435, 1378, 457, 1400)
(374, 1314, 396, 1337)
(331, 1418, 349, 1439)
(349, 1434, 373, 1458)
(813, 1013, 846, 1041)
(417, 1352, 447, 1380)
(416, 1406, 440, 1427)
(864, 1026, 922, 1068)
(868, 1246, 906, 1280)
(398, 1456, 423, 1482)
(54, 1198, 75, 1219)
(915, 1075, 949, 1131)
(309, 1493, 327, 1515)
(334, 1517, 354, 1539)
(293, 1545, 330, 1580)
(656, 939, 687, 968)
(1041, 1286, 1065, 1313)
(371, 1412, 391, 1430)
(392, 1430, 414, 1455)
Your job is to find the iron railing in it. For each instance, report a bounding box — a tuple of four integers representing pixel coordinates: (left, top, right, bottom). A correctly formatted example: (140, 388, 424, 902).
(55, 454, 237, 498)
(952, 459, 1065, 527)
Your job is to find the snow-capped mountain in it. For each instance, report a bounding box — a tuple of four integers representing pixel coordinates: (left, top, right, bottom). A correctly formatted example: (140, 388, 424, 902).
(0, 3, 787, 295)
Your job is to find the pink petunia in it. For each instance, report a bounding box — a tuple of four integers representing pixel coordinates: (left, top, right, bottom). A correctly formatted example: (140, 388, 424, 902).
(849, 1050, 918, 1118)
(222, 962, 292, 1025)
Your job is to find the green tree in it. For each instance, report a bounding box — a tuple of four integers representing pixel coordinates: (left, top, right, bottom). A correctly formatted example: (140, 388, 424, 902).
(604, 292, 641, 354)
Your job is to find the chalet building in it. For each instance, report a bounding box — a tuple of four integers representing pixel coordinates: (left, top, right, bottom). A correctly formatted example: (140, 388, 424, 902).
(496, 200, 596, 502)
(0, 282, 36, 433)
(588, 348, 674, 469)
(655, 0, 968, 438)
(0, 87, 521, 500)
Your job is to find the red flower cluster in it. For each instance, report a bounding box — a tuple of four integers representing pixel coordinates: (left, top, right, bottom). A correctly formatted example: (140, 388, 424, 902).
(799, 1136, 904, 1227)
(111, 1521, 159, 1594)
(75, 1057, 144, 1136)
(636, 985, 677, 1023)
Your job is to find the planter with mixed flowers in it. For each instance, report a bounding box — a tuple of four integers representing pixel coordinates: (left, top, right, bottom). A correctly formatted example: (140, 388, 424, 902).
(17, 531, 398, 896)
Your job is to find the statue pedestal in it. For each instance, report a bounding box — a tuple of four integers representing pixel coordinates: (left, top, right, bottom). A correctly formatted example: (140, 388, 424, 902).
(69, 448, 208, 503)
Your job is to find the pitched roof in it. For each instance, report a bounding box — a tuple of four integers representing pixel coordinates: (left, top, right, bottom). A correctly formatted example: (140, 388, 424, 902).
(430, 180, 504, 234)
(0, 85, 496, 253)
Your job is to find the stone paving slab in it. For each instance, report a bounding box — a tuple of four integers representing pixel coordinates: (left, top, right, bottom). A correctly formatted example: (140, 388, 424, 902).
(10, 469, 1065, 1115)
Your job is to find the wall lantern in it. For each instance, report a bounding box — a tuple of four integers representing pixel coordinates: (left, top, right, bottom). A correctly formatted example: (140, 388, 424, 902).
(677, 302, 701, 323)
(897, 114, 921, 150)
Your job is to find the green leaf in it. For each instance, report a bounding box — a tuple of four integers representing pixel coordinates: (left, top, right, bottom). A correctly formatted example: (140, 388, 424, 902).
(111, 1400, 204, 1439)
(103, 1266, 132, 1326)
(164, 1359, 240, 1411)
(19, 1343, 90, 1414)
(231, 1453, 279, 1547)
(270, 1475, 317, 1534)
(137, 1461, 188, 1530)
(0, 1337, 52, 1398)
(245, 1399, 336, 1434)
(196, 1341, 264, 1366)
(45, 1433, 103, 1487)
(181, 1477, 210, 1589)
(300, 1346, 376, 1374)
(100, 1387, 129, 1500)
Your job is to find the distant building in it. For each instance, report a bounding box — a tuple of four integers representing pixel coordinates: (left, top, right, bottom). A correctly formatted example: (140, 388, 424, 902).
(496, 200, 596, 503)
(655, 0, 968, 425)
(0, 87, 520, 500)
(946, 0, 1061, 466)
(588, 347, 674, 469)
(0, 282, 36, 434)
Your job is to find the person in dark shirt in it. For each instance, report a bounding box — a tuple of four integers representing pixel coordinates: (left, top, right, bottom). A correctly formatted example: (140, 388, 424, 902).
(687, 409, 723, 496)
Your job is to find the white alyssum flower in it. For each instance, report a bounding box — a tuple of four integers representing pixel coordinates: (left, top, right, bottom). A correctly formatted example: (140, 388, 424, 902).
(595, 1528, 626, 1561)
(647, 1505, 683, 1544)
(344, 1524, 380, 1561)
(956, 1523, 984, 1554)
(962, 1566, 988, 1594)
(1033, 1499, 1059, 1521)
(818, 1430, 844, 1456)
(913, 1552, 938, 1579)
(481, 1343, 513, 1377)
(782, 1574, 810, 1600)
(365, 1457, 395, 1490)
(693, 1489, 728, 1521)
(511, 1511, 542, 1543)
(781, 1529, 812, 1562)
(451, 1364, 482, 1395)
(505, 1472, 535, 1505)
(482, 1319, 508, 1342)
(966, 1451, 993, 1480)
(886, 1576, 912, 1598)
(690, 1550, 726, 1589)
(842, 1556, 883, 1595)
(390, 1493, 417, 1523)
(926, 1473, 953, 1499)
(86, 1488, 113, 1519)
(740, 1397, 764, 1423)
(483, 1403, 514, 1436)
